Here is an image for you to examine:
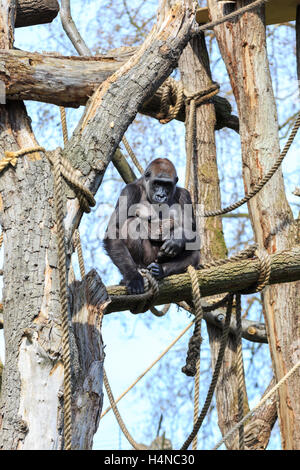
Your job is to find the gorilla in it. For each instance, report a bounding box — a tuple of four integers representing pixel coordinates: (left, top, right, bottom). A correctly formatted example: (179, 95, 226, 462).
(104, 158, 200, 294)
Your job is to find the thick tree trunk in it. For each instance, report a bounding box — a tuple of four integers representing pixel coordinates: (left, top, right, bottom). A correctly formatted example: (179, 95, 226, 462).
(0, 0, 198, 450)
(208, 0, 300, 449)
(0, 49, 238, 131)
(105, 247, 300, 313)
(179, 29, 249, 450)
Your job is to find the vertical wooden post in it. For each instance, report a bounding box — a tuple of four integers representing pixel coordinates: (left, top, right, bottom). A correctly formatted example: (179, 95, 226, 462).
(179, 28, 248, 449)
(207, 0, 300, 449)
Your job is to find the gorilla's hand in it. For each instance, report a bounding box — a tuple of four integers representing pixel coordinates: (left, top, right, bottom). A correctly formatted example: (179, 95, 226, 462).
(158, 238, 184, 258)
(147, 262, 164, 279)
(125, 271, 145, 294)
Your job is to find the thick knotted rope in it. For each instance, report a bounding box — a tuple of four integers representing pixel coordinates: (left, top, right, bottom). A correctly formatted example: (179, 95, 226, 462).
(46, 150, 96, 214)
(182, 265, 203, 377)
(181, 294, 234, 450)
(110, 268, 160, 314)
(235, 293, 245, 450)
(52, 149, 72, 450)
(158, 78, 184, 125)
(204, 111, 300, 217)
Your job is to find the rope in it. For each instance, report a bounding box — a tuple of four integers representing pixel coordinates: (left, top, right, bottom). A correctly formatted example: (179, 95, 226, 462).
(60, 106, 69, 146)
(103, 369, 145, 450)
(101, 320, 194, 419)
(52, 149, 72, 450)
(204, 111, 300, 217)
(212, 358, 300, 450)
(0, 146, 45, 172)
(110, 268, 160, 314)
(73, 229, 86, 278)
(240, 248, 271, 294)
(196, 0, 268, 34)
(181, 294, 234, 450)
(46, 150, 96, 213)
(159, 78, 184, 124)
(150, 303, 171, 317)
(184, 82, 220, 188)
(122, 136, 144, 175)
(192, 358, 200, 450)
(182, 265, 203, 377)
(235, 293, 244, 450)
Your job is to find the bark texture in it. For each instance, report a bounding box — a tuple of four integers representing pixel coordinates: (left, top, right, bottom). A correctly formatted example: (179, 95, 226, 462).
(0, 48, 238, 132)
(105, 247, 300, 313)
(0, 0, 198, 450)
(178, 29, 248, 449)
(208, 0, 300, 449)
(69, 270, 108, 450)
(15, 0, 59, 28)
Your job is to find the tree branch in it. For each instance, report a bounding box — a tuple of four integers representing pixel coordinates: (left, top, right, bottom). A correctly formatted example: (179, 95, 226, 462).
(104, 247, 300, 313)
(0, 49, 238, 131)
(60, 0, 197, 240)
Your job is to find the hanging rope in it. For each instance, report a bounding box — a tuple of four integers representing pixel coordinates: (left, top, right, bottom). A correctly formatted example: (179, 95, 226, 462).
(52, 149, 72, 450)
(184, 83, 220, 190)
(181, 294, 234, 450)
(182, 265, 204, 377)
(235, 293, 244, 450)
(192, 358, 200, 450)
(204, 111, 300, 217)
(122, 136, 144, 175)
(60, 106, 69, 146)
(101, 320, 194, 419)
(158, 78, 184, 124)
(212, 358, 300, 450)
(103, 369, 146, 450)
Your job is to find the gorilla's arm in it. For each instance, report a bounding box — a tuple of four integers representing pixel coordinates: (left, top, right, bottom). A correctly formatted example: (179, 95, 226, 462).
(103, 183, 145, 294)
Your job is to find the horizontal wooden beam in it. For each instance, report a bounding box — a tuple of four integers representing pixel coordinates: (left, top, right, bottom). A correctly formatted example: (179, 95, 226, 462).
(0, 49, 239, 131)
(104, 247, 300, 313)
(15, 0, 59, 28)
(196, 0, 299, 26)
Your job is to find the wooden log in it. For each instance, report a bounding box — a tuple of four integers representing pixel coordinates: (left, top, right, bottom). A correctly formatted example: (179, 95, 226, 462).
(15, 0, 59, 28)
(69, 269, 108, 449)
(104, 247, 300, 313)
(207, 0, 300, 449)
(0, 49, 239, 131)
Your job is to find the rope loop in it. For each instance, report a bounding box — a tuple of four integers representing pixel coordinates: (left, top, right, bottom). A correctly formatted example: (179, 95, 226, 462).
(182, 265, 203, 377)
(239, 248, 271, 294)
(158, 77, 184, 124)
(110, 268, 160, 315)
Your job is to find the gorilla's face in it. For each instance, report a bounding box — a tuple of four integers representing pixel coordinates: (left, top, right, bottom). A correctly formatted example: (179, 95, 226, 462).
(148, 178, 175, 203)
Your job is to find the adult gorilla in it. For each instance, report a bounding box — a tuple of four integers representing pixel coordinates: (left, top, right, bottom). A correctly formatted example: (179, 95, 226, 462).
(104, 158, 200, 294)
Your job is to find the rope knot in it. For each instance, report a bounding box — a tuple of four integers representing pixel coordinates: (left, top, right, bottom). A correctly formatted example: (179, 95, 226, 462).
(184, 82, 220, 106)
